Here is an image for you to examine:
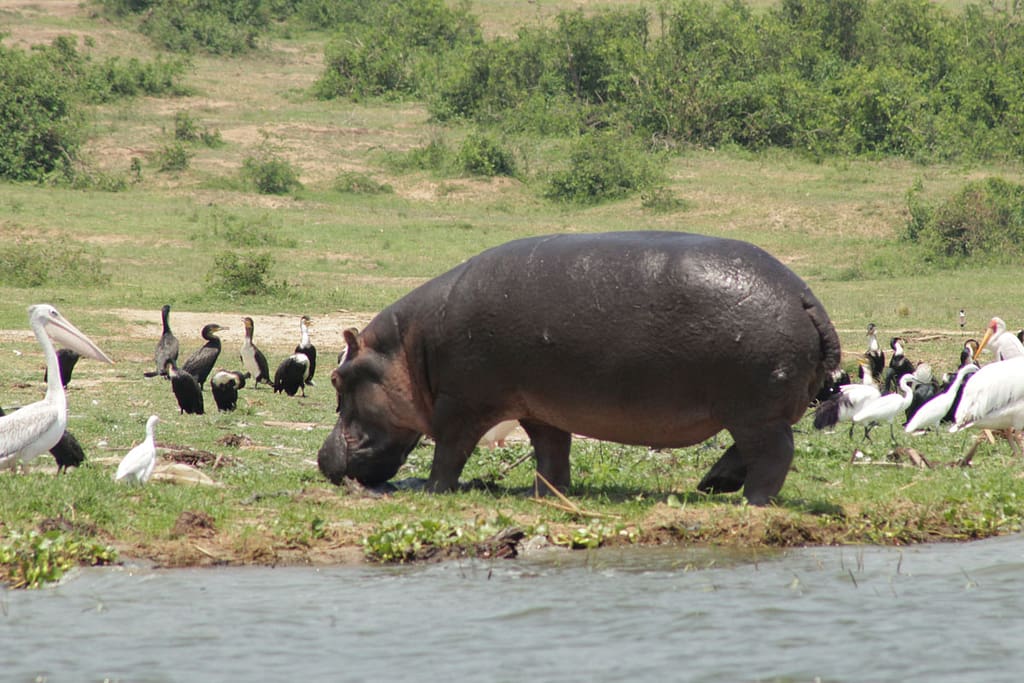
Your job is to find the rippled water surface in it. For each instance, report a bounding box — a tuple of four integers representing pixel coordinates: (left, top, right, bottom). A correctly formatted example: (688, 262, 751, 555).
(5, 535, 1024, 682)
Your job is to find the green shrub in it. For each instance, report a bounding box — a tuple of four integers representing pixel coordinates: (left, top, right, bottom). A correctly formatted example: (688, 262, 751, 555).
(0, 238, 110, 288)
(208, 251, 283, 296)
(174, 111, 224, 147)
(192, 208, 298, 248)
(544, 134, 663, 204)
(155, 141, 192, 172)
(333, 171, 394, 194)
(904, 177, 1024, 261)
(241, 154, 302, 195)
(0, 44, 83, 181)
(455, 131, 516, 177)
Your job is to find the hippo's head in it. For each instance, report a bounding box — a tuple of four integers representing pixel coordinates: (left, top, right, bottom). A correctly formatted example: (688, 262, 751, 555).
(318, 328, 422, 486)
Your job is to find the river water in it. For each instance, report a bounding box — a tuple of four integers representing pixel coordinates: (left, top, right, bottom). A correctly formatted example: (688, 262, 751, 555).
(4, 534, 1024, 682)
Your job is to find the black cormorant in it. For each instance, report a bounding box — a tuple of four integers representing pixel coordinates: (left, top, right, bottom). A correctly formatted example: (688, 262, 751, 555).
(274, 353, 309, 397)
(145, 304, 179, 378)
(884, 337, 915, 394)
(182, 323, 226, 388)
(865, 323, 885, 384)
(43, 348, 81, 388)
(211, 369, 247, 411)
(294, 315, 316, 386)
(240, 317, 271, 387)
(166, 360, 204, 415)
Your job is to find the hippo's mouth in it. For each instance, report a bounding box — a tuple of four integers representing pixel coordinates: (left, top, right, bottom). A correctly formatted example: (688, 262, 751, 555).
(340, 423, 420, 486)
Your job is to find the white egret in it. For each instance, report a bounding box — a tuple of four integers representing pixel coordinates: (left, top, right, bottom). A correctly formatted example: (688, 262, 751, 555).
(852, 373, 916, 442)
(115, 415, 160, 484)
(905, 363, 979, 434)
(813, 361, 880, 436)
(0, 305, 113, 471)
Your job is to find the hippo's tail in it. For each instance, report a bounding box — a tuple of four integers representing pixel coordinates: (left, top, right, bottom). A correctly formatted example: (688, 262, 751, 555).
(802, 290, 842, 373)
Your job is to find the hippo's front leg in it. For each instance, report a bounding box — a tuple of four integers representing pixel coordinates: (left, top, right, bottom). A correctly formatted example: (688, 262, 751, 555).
(520, 420, 572, 495)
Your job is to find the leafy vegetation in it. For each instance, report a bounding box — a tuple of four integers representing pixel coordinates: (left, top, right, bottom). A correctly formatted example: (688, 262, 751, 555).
(208, 251, 284, 297)
(0, 529, 117, 589)
(904, 177, 1024, 262)
(0, 238, 110, 288)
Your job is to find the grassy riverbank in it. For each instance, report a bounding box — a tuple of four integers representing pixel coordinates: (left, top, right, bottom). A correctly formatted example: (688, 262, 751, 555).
(3, 0, 1024, 587)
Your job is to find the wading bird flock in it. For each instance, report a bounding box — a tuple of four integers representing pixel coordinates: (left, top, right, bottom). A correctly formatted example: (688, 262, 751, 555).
(814, 316, 1024, 460)
(0, 304, 321, 484)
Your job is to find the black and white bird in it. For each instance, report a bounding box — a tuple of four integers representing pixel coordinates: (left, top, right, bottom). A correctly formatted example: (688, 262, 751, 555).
(905, 363, 979, 434)
(883, 337, 915, 394)
(166, 361, 204, 415)
(813, 361, 880, 436)
(182, 323, 226, 388)
(115, 415, 160, 485)
(274, 353, 310, 397)
(211, 369, 247, 412)
(865, 323, 886, 383)
(294, 315, 316, 386)
(240, 317, 271, 387)
(0, 305, 113, 471)
(144, 304, 179, 378)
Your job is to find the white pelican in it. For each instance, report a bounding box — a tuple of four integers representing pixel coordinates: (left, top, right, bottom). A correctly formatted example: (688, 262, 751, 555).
(905, 363, 979, 434)
(480, 420, 518, 449)
(813, 361, 880, 436)
(115, 415, 160, 484)
(852, 373, 916, 442)
(0, 304, 113, 471)
(975, 317, 1024, 362)
(951, 356, 1024, 436)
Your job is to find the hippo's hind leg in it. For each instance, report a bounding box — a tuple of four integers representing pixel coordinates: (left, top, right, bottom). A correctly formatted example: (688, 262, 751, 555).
(520, 420, 572, 495)
(697, 422, 794, 506)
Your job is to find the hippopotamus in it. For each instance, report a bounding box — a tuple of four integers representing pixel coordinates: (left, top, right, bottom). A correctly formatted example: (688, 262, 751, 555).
(318, 231, 840, 505)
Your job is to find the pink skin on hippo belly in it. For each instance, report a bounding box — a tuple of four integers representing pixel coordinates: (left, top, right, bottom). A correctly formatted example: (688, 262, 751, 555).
(319, 231, 841, 505)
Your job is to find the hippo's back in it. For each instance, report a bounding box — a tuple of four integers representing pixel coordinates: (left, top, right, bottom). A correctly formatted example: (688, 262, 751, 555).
(401, 232, 837, 443)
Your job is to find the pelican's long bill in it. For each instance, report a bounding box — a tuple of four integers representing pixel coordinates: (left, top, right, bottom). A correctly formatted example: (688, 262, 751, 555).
(32, 304, 114, 365)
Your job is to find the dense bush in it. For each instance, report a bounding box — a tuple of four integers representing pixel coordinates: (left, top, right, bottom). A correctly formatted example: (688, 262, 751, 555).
(544, 133, 662, 204)
(904, 177, 1024, 262)
(208, 251, 282, 296)
(0, 44, 83, 181)
(455, 131, 516, 177)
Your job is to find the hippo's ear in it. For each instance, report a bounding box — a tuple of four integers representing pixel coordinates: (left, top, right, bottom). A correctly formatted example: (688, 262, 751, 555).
(343, 328, 361, 357)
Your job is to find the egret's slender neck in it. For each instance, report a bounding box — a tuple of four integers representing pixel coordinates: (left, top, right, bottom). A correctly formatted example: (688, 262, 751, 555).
(36, 323, 66, 409)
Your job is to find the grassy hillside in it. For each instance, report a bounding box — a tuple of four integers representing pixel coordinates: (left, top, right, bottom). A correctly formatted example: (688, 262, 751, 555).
(2, 0, 1024, 584)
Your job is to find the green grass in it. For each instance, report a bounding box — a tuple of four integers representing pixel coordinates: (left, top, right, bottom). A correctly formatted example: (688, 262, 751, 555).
(2, 0, 1024, 584)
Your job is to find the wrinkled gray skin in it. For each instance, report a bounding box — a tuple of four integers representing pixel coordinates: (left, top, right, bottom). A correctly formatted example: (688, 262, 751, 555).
(319, 231, 841, 505)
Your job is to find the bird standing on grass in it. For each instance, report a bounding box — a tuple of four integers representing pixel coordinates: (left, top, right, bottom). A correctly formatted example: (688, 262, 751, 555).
(182, 323, 226, 389)
(274, 352, 310, 397)
(852, 373, 917, 443)
(813, 361, 880, 437)
(240, 316, 271, 387)
(211, 369, 247, 411)
(115, 415, 160, 484)
(0, 305, 113, 471)
(145, 304, 179, 378)
(295, 315, 317, 386)
(905, 363, 979, 434)
(166, 361, 204, 415)
(865, 323, 886, 383)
